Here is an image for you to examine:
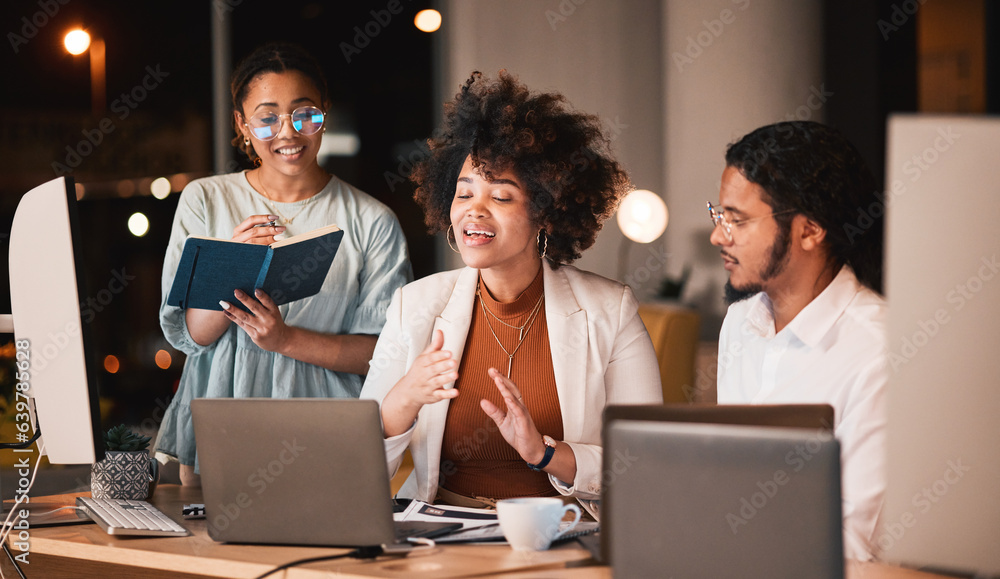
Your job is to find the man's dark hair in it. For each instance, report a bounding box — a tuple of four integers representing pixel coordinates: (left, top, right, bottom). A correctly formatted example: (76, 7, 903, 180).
(229, 42, 330, 162)
(725, 121, 883, 293)
(410, 71, 631, 267)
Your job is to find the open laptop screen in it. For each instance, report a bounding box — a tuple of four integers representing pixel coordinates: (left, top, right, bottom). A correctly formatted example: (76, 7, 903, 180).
(192, 398, 399, 547)
(602, 405, 842, 578)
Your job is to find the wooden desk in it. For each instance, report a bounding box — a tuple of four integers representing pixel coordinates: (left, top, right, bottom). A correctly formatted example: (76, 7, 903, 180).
(484, 563, 956, 579)
(3, 485, 590, 579)
(3, 486, 957, 579)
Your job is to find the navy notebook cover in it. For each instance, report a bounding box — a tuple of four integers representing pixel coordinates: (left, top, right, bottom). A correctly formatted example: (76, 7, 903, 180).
(166, 225, 344, 312)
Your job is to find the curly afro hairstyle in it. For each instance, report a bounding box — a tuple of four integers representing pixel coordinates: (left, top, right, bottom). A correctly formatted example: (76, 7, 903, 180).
(411, 71, 632, 267)
(725, 121, 883, 293)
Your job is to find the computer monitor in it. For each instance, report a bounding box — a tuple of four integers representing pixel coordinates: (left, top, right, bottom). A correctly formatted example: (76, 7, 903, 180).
(1, 176, 104, 466)
(881, 115, 1000, 574)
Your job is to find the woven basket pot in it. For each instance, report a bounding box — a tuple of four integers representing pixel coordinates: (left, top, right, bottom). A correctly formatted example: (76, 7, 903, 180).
(91, 451, 151, 500)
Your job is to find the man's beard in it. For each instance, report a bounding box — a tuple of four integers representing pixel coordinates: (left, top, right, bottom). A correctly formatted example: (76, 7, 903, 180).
(723, 224, 792, 305)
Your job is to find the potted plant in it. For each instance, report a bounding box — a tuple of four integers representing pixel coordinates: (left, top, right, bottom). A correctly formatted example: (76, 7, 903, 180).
(91, 425, 157, 501)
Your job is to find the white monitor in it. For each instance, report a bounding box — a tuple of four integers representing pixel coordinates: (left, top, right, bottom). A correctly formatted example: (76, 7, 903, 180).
(3, 176, 104, 465)
(882, 115, 1000, 574)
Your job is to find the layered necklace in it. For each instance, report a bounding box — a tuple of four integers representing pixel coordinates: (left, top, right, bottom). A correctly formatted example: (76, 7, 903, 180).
(477, 282, 545, 379)
(253, 171, 319, 225)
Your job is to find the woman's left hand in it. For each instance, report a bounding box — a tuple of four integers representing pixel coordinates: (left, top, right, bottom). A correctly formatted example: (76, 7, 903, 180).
(480, 367, 548, 465)
(220, 289, 291, 353)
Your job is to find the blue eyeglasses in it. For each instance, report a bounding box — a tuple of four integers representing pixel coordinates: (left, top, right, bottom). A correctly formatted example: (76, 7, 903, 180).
(245, 106, 325, 141)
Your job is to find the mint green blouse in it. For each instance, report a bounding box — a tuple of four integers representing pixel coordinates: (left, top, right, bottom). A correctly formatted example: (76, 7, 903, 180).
(155, 172, 411, 466)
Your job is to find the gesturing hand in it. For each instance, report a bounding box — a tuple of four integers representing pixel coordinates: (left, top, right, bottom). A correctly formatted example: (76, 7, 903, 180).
(380, 330, 459, 437)
(480, 368, 547, 465)
(220, 288, 290, 353)
(231, 214, 286, 245)
(395, 330, 460, 406)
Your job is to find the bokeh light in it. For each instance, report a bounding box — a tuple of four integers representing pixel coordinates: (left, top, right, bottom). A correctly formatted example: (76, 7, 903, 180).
(155, 350, 172, 370)
(151, 177, 171, 199)
(617, 189, 668, 243)
(128, 212, 150, 237)
(104, 355, 120, 374)
(64, 30, 91, 55)
(414, 9, 442, 33)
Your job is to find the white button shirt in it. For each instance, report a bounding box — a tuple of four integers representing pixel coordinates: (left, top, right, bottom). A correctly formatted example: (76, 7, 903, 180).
(717, 266, 888, 561)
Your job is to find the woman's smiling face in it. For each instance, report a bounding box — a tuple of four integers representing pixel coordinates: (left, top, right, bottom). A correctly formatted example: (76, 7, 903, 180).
(236, 70, 324, 177)
(450, 155, 540, 276)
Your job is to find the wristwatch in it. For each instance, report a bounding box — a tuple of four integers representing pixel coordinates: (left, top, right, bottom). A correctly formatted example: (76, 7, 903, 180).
(526, 435, 558, 471)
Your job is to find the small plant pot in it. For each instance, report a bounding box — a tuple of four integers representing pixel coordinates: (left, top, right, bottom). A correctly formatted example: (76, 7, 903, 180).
(91, 451, 153, 501)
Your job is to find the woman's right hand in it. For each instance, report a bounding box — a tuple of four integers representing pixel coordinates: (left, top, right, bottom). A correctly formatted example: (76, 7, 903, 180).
(232, 215, 286, 245)
(380, 330, 460, 437)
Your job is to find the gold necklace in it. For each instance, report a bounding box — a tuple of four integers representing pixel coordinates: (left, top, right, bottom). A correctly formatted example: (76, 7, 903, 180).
(477, 284, 545, 378)
(478, 286, 545, 340)
(254, 171, 316, 225)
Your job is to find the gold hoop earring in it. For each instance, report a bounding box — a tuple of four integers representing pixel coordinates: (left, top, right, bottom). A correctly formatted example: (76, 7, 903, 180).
(537, 230, 547, 260)
(447, 225, 460, 254)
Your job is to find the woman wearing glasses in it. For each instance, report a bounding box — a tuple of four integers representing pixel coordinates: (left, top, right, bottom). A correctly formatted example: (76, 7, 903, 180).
(156, 43, 411, 485)
(360, 72, 661, 513)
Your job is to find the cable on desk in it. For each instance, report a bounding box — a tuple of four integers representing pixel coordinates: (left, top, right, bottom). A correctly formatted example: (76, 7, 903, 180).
(0, 404, 41, 450)
(0, 430, 40, 450)
(0, 440, 45, 579)
(252, 547, 382, 579)
(0, 409, 42, 579)
(1, 542, 27, 579)
(406, 536, 437, 551)
(23, 506, 83, 518)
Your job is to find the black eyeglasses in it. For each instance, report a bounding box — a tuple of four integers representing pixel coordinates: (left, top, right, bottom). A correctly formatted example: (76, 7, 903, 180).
(245, 106, 325, 141)
(707, 202, 796, 242)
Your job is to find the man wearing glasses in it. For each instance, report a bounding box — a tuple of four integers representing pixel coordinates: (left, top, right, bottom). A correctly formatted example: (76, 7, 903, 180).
(708, 121, 887, 561)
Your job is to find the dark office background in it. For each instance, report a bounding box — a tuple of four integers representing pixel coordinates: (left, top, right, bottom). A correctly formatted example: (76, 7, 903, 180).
(0, 0, 439, 428)
(0, 0, 996, 430)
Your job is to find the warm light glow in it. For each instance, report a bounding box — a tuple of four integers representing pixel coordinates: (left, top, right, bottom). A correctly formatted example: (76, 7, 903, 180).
(116, 179, 136, 197)
(414, 9, 442, 32)
(151, 177, 171, 199)
(154, 350, 172, 370)
(74, 182, 86, 200)
(617, 189, 668, 243)
(128, 212, 150, 237)
(138, 177, 153, 197)
(104, 355, 120, 374)
(64, 30, 91, 55)
(169, 173, 190, 191)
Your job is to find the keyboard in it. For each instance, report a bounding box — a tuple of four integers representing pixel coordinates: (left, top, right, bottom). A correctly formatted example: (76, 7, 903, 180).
(76, 496, 191, 537)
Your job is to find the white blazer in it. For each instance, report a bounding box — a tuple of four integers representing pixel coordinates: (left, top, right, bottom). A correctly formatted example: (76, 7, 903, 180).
(360, 262, 662, 506)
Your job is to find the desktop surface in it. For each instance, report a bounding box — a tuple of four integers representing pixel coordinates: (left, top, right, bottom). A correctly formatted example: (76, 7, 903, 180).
(7, 485, 591, 578)
(3, 485, 959, 579)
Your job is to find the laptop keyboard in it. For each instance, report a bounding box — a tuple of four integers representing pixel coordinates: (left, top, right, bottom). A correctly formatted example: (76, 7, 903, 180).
(76, 496, 191, 537)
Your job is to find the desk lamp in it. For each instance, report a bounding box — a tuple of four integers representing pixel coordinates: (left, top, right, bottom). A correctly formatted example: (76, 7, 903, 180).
(616, 189, 668, 282)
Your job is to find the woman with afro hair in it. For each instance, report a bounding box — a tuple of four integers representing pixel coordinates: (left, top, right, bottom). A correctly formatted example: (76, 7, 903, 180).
(361, 71, 662, 514)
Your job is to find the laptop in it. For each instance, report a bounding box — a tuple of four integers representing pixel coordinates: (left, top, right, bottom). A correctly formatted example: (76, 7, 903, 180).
(602, 405, 843, 578)
(191, 398, 459, 548)
(603, 403, 835, 431)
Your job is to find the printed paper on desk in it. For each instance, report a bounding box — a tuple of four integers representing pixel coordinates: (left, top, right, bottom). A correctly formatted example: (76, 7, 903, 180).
(394, 500, 497, 528)
(436, 520, 599, 544)
(393, 500, 599, 544)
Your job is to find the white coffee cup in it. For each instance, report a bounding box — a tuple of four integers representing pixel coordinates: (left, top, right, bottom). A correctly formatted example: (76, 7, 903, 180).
(496, 497, 582, 551)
